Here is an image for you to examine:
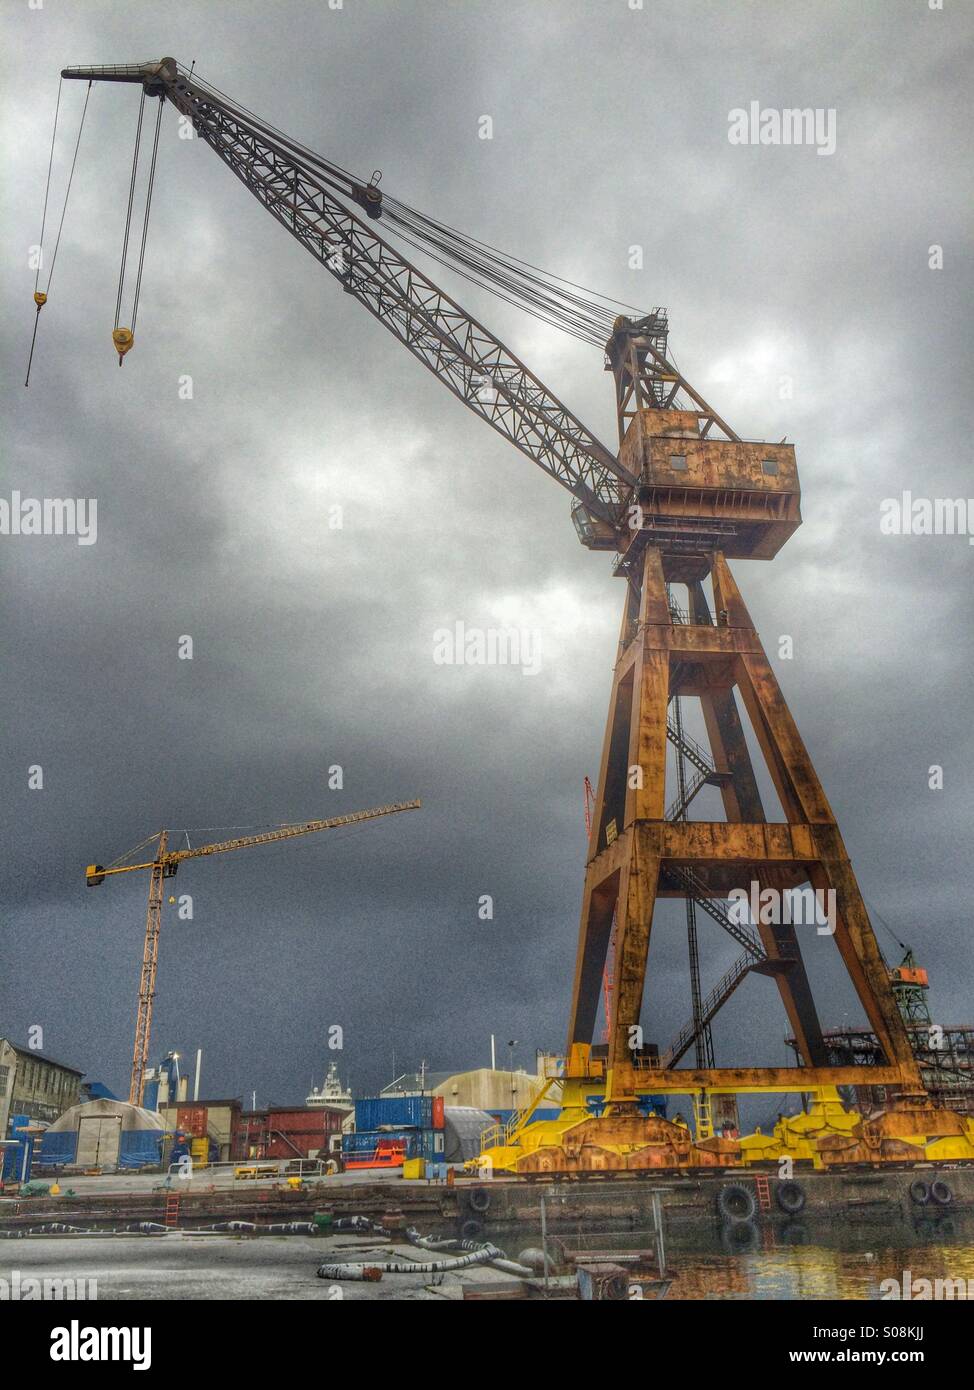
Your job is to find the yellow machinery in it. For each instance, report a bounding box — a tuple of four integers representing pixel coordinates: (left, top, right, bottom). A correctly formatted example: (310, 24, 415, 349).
(233, 1164, 278, 1181)
(472, 1050, 974, 1176)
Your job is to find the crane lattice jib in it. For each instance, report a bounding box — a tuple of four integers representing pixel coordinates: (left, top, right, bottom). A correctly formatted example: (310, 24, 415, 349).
(88, 801, 421, 881)
(165, 801, 421, 866)
(61, 60, 633, 525)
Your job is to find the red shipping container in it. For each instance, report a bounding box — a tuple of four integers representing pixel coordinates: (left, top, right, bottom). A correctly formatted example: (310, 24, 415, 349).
(176, 1105, 207, 1138)
(263, 1106, 343, 1158)
(432, 1096, 445, 1130)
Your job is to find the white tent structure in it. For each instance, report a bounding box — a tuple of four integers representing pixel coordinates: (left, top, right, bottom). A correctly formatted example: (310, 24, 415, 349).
(40, 1098, 164, 1171)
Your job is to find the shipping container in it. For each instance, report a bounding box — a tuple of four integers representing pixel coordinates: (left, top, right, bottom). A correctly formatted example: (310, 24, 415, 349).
(267, 1107, 342, 1133)
(432, 1096, 445, 1130)
(354, 1095, 436, 1131)
(421, 1129, 446, 1160)
(344, 1128, 421, 1159)
(176, 1105, 207, 1138)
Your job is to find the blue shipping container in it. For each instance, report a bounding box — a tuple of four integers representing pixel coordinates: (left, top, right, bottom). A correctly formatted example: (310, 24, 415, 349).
(420, 1129, 445, 1160)
(354, 1095, 434, 1131)
(343, 1129, 420, 1158)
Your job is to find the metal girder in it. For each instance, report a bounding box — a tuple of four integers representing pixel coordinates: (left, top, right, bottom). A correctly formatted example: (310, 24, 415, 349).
(61, 60, 632, 526)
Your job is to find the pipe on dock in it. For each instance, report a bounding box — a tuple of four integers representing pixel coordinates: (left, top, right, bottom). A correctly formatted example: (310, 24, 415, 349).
(316, 1243, 505, 1280)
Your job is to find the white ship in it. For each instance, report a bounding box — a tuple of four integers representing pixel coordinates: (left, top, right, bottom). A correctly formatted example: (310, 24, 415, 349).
(305, 1060, 353, 1112)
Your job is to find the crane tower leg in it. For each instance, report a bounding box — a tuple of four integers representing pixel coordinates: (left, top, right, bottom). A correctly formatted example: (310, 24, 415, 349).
(567, 546, 921, 1104)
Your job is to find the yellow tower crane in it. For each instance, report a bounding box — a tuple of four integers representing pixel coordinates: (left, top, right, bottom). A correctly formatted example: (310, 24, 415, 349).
(86, 801, 421, 1106)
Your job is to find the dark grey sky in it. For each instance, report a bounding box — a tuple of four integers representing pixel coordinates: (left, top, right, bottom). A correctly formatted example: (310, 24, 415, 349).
(2, 0, 972, 1112)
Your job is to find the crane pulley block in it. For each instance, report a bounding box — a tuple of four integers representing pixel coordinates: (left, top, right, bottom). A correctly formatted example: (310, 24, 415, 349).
(112, 327, 134, 363)
(85, 864, 106, 886)
(352, 180, 383, 219)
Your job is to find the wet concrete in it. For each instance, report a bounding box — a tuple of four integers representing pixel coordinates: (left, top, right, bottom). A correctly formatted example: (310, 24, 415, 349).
(0, 1233, 516, 1301)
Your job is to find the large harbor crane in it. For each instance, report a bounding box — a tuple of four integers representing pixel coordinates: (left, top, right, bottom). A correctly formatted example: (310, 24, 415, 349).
(51, 59, 928, 1145)
(87, 800, 421, 1106)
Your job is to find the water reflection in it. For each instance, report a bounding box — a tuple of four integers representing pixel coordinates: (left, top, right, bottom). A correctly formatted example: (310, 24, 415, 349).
(672, 1236, 974, 1300)
(532, 1214, 974, 1300)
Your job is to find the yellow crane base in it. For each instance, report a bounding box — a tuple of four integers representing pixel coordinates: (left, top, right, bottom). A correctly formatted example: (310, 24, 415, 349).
(471, 1086, 974, 1177)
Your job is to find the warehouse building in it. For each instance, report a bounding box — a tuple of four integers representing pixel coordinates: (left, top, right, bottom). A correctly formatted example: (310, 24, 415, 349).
(429, 1066, 551, 1114)
(0, 1038, 84, 1137)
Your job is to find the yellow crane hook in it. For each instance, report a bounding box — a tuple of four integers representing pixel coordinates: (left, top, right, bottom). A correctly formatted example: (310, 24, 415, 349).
(112, 326, 134, 365)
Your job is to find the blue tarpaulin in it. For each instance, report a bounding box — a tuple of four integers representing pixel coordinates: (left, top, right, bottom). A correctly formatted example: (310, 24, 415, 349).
(39, 1130, 77, 1167)
(118, 1130, 164, 1169)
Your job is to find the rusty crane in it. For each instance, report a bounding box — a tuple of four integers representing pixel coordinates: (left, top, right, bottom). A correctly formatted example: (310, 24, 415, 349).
(48, 59, 931, 1142)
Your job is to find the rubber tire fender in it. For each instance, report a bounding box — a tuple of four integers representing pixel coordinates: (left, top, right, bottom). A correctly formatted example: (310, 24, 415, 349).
(930, 1178, 953, 1207)
(909, 1179, 931, 1206)
(720, 1218, 759, 1254)
(775, 1180, 806, 1215)
(460, 1217, 484, 1241)
(467, 1186, 491, 1213)
(716, 1182, 757, 1223)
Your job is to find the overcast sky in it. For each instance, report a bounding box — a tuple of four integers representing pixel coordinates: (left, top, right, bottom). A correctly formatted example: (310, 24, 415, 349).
(2, 0, 972, 1114)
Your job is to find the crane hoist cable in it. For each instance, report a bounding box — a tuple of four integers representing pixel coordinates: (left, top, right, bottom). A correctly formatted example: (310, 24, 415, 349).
(114, 89, 146, 333)
(24, 79, 91, 388)
(380, 198, 643, 344)
(864, 897, 910, 963)
(173, 60, 644, 349)
(130, 96, 164, 333)
(113, 92, 164, 364)
(33, 79, 63, 301)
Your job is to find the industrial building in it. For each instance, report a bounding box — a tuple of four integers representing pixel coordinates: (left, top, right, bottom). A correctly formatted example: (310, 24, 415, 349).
(0, 1038, 84, 1137)
(157, 1099, 242, 1163)
(431, 1066, 552, 1116)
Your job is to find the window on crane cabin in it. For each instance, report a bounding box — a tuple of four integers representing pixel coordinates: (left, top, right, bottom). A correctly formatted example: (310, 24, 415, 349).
(669, 454, 688, 471)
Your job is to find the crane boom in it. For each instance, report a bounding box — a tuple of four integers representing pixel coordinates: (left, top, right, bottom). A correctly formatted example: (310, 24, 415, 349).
(61, 59, 633, 525)
(86, 801, 421, 882)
